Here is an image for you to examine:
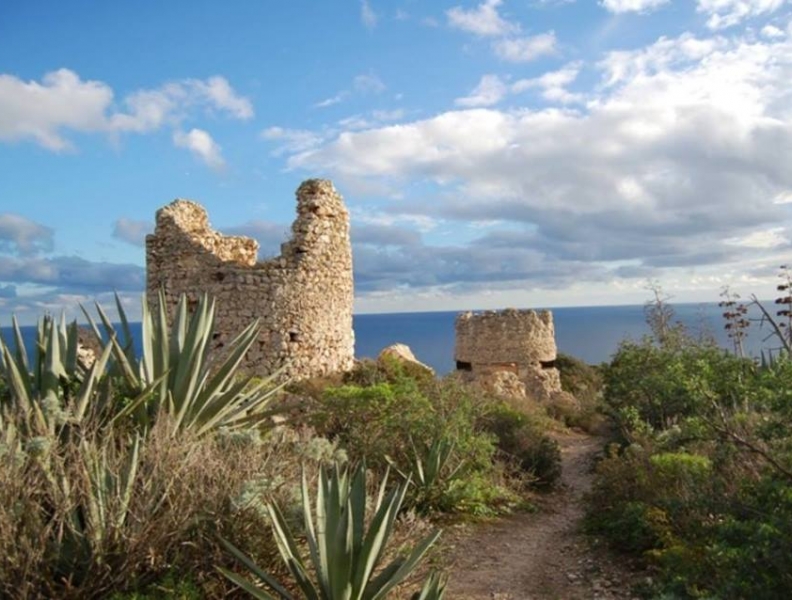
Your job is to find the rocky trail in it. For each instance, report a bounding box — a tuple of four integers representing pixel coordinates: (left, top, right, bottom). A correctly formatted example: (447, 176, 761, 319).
(442, 432, 643, 600)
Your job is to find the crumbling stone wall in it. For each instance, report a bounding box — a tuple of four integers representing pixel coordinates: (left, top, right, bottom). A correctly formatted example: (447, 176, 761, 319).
(145, 179, 354, 380)
(455, 309, 562, 401)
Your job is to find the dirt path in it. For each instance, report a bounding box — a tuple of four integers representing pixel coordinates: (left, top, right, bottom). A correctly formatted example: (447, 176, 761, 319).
(442, 431, 640, 600)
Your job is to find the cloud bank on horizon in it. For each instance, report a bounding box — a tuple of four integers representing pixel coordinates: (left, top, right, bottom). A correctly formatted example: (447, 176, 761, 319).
(1, 0, 791, 323)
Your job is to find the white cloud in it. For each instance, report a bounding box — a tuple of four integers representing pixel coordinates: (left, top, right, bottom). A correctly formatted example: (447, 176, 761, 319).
(774, 190, 792, 203)
(600, 0, 670, 13)
(109, 88, 178, 133)
(354, 73, 387, 94)
(354, 209, 439, 233)
(261, 126, 325, 155)
(455, 74, 509, 107)
(361, 0, 378, 29)
(111, 76, 253, 131)
(338, 109, 406, 130)
(112, 218, 152, 247)
(493, 32, 558, 62)
(1, 290, 145, 326)
(446, 0, 519, 37)
(0, 69, 253, 150)
(172, 128, 225, 169)
(372, 109, 405, 121)
(598, 33, 725, 87)
(276, 32, 792, 293)
(0, 214, 54, 256)
(725, 227, 787, 248)
(338, 115, 375, 130)
(761, 23, 786, 37)
(697, 0, 787, 29)
(312, 74, 385, 110)
(0, 69, 113, 150)
(314, 93, 348, 108)
(0, 255, 145, 293)
(512, 62, 583, 103)
(192, 76, 254, 119)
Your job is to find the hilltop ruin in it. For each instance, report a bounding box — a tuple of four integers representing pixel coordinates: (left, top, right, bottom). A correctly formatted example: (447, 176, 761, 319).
(145, 179, 354, 380)
(455, 308, 568, 403)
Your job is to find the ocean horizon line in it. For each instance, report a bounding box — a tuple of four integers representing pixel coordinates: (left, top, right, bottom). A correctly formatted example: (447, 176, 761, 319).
(2, 300, 780, 373)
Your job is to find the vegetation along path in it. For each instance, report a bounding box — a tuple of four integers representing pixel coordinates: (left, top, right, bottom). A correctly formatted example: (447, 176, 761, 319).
(443, 431, 640, 600)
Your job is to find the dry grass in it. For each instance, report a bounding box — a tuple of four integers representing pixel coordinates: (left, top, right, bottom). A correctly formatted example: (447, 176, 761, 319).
(0, 414, 353, 599)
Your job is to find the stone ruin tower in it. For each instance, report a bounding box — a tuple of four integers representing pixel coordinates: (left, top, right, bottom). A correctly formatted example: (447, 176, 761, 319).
(145, 179, 354, 380)
(454, 309, 564, 402)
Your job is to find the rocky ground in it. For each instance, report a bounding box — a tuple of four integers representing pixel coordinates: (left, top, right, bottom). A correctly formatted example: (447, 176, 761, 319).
(441, 431, 647, 600)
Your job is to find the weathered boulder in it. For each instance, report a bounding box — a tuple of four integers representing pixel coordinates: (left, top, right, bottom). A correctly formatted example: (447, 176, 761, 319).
(377, 343, 435, 376)
(523, 367, 563, 403)
(545, 390, 582, 421)
(76, 326, 102, 369)
(470, 370, 527, 400)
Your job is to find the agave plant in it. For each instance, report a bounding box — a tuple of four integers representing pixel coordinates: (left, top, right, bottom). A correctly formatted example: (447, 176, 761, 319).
(219, 462, 446, 600)
(411, 572, 448, 600)
(0, 290, 282, 438)
(44, 435, 142, 582)
(81, 290, 284, 436)
(387, 436, 466, 513)
(0, 312, 139, 437)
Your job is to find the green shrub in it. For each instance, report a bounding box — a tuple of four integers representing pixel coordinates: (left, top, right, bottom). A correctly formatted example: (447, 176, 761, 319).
(478, 401, 562, 488)
(313, 381, 435, 469)
(308, 374, 519, 515)
(341, 358, 390, 387)
(603, 339, 757, 438)
(585, 446, 710, 558)
(107, 572, 203, 600)
(589, 325, 792, 597)
(705, 476, 792, 598)
(441, 470, 517, 516)
(391, 436, 467, 514)
(556, 353, 603, 399)
(554, 353, 606, 431)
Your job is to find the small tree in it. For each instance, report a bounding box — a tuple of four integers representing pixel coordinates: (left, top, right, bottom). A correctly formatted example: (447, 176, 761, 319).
(644, 281, 687, 349)
(719, 286, 750, 358)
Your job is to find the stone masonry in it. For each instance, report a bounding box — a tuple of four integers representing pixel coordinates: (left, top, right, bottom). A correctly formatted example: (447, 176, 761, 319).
(145, 179, 354, 380)
(455, 309, 563, 402)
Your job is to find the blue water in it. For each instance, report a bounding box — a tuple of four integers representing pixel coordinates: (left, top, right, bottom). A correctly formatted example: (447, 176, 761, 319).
(354, 304, 726, 372)
(1, 303, 780, 375)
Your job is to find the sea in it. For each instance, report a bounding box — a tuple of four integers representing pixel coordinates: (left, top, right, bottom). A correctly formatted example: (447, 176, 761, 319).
(0, 302, 780, 375)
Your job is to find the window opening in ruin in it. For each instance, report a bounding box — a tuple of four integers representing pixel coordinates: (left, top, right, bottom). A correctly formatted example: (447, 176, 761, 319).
(456, 361, 472, 371)
(289, 331, 300, 343)
(540, 360, 556, 369)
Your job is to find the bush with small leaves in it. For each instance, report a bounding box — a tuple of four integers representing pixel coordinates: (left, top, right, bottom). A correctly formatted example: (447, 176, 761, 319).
(478, 401, 562, 488)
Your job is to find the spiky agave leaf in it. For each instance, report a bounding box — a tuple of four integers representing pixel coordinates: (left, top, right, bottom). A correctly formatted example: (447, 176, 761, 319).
(80, 290, 283, 436)
(220, 462, 444, 600)
(410, 572, 447, 600)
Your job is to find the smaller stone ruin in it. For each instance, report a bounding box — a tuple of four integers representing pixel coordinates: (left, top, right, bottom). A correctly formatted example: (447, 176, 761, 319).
(454, 308, 572, 405)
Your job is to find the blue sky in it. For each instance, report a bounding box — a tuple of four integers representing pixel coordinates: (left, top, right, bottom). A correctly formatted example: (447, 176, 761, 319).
(2, 0, 792, 324)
